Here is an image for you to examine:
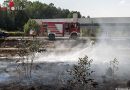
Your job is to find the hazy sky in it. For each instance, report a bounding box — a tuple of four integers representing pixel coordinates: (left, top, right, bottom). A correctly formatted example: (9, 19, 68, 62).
(0, 0, 130, 17)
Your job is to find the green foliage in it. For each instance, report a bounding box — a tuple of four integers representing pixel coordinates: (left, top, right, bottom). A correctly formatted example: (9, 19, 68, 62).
(0, 0, 82, 31)
(24, 19, 39, 34)
(67, 56, 98, 90)
(24, 23, 29, 34)
(67, 11, 81, 18)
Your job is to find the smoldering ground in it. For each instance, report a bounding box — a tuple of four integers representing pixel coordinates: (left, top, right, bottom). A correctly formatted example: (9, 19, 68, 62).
(0, 20, 130, 89)
(0, 37, 130, 89)
(34, 20, 130, 87)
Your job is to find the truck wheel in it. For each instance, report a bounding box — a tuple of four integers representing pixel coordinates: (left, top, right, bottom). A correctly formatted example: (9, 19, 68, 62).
(48, 34, 55, 40)
(70, 33, 78, 39)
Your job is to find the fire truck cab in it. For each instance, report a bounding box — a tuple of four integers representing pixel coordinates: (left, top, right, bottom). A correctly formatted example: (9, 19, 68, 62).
(42, 22, 80, 40)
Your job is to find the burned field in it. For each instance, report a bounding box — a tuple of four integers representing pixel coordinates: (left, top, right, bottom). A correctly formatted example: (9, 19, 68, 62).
(0, 62, 71, 90)
(0, 38, 54, 57)
(0, 37, 130, 90)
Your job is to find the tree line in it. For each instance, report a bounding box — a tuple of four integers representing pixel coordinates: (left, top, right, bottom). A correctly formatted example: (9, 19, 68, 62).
(0, 0, 82, 31)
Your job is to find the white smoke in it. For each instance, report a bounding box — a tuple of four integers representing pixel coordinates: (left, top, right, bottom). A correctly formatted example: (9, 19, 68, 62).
(1, 20, 130, 84)
(32, 18, 130, 78)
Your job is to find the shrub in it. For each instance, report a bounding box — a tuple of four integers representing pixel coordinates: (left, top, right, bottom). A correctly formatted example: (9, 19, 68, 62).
(24, 19, 40, 35)
(67, 56, 98, 90)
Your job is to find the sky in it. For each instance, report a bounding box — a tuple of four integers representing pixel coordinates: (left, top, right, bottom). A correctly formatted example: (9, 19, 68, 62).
(0, 0, 130, 17)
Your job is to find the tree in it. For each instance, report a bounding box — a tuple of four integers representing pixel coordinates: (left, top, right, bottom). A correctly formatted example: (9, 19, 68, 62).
(67, 11, 81, 18)
(16, 37, 43, 78)
(24, 19, 39, 35)
(110, 58, 119, 81)
(0, 0, 82, 31)
(103, 58, 119, 90)
(13, 0, 29, 31)
(0, 0, 29, 31)
(105, 58, 119, 80)
(67, 56, 98, 90)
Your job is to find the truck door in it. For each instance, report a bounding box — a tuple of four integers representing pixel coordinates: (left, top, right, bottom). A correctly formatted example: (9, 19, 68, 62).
(41, 24, 48, 36)
(64, 23, 70, 36)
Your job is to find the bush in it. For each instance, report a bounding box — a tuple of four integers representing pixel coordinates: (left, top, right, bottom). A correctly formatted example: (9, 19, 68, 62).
(24, 19, 40, 35)
(67, 56, 98, 90)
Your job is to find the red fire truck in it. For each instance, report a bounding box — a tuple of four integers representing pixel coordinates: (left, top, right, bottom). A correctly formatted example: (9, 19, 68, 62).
(41, 22, 80, 40)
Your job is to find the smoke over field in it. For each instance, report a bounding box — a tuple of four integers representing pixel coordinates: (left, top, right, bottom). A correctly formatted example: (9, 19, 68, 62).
(35, 32, 130, 77)
(28, 21, 130, 90)
(0, 21, 130, 90)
